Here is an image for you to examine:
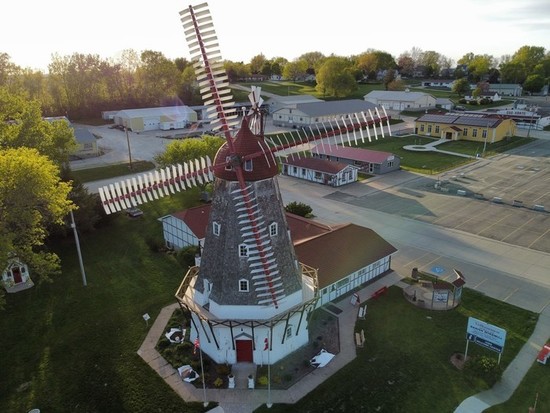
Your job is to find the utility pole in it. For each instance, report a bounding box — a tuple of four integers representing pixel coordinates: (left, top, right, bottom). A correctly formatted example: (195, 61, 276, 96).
(125, 126, 133, 170)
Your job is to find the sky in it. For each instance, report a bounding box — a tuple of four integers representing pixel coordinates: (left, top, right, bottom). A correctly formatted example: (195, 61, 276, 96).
(2, 0, 550, 72)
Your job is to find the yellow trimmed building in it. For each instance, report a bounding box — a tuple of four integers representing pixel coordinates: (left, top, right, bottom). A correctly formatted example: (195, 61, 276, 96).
(415, 114, 516, 143)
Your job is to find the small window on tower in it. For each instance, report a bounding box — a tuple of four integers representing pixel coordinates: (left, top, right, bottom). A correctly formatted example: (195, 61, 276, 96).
(225, 156, 232, 171)
(244, 159, 253, 171)
(239, 243, 249, 257)
(213, 221, 220, 236)
(269, 222, 278, 236)
(239, 279, 249, 292)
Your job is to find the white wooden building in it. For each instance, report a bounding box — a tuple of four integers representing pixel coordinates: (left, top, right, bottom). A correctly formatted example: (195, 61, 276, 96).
(281, 157, 358, 187)
(364, 90, 436, 111)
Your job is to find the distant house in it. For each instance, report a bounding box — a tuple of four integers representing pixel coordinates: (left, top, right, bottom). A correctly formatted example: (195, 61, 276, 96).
(311, 144, 400, 175)
(44, 116, 99, 159)
(415, 113, 516, 142)
(160, 206, 397, 307)
(487, 84, 522, 97)
(464, 92, 502, 102)
(364, 90, 436, 111)
(435, 98, 453, 110)
(2, 257, 33, 293)
(281, 157, 358, 186)
(272, 99, 379, 128)
(265, 94, 323, 114)
(113, 106, 198, 132)
(421, 80, 454, 89)
(72, 126, 99, 158)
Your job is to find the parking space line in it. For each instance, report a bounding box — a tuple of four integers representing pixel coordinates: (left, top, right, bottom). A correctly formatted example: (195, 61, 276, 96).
(501, 217, 534, 243)
(502, 287, 519, 302)
(528, 228, 550, 249)
(401, 252, 432, 269)
(475, 212, 514, 236)
(473, 279, 487, 289)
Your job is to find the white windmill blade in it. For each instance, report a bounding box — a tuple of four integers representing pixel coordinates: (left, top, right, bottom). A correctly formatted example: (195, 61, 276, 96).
(349, 115, 359, 145)
(382, 106, 392, 136)
(176, 164, 186, 190)
(361, 112, 372, 142)
(130, 177, 144, 204)
(375, 107, 385, 138)
(98, 187, 114, 214)
(194, 159, 204, 185)
(118, 180, 132, 208)
(354, 113, 366, 144)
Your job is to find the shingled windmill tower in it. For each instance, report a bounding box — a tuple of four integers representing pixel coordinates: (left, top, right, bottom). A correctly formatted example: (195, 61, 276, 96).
(98, 2, 391, 365)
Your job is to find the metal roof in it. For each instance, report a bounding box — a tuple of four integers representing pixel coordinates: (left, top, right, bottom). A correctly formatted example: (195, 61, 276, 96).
(292, 99, 377, 117)
(312, 144, 394, 164)
(115, 106, 195, 119)
(365, 90, 431, 101)
(282, 156, 353, 174)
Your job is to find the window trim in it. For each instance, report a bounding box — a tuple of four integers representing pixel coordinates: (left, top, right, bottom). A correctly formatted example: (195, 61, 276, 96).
(239, 279, 249, 292)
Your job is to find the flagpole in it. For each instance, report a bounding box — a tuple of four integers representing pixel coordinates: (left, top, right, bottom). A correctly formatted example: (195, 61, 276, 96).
(267, 329, 272, 408)
(196, 337, 208, 407)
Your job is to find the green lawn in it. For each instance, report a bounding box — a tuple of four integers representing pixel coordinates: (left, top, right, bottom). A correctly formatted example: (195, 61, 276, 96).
(0, 189, 211, 413)
(70, 160, 156, 183)
(255, 287, 538, 413)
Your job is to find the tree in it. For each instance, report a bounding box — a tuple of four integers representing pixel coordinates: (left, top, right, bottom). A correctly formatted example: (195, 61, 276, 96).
(0, 87, 77, 166)
(387, 79, 406, 91)
(452, 78, 470, 96)
(356, 50, 396, 80)
(419, 50, 443, 78)
(153, 135, 225, 168)
(383, 70, 396, 90)
(397, 54, 415, 78)
(249, 54, 267, 74)
(315, 57, 357, 97)
(523, 74, 545, 94)
(282, 60, 308, 81)
(0, 147, 73, 290)
(297, 52, 326, 74)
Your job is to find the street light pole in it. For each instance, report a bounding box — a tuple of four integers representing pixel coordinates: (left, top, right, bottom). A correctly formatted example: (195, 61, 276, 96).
(70, 210, 87, 286)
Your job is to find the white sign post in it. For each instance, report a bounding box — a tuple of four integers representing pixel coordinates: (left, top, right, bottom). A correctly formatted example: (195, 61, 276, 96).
(465, 317, 507, 364)
(143, 313, 151, 327)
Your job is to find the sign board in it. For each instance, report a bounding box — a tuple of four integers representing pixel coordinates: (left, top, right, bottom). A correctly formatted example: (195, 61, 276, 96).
(143, 313, 151, 322)
(433, 290, 448, 302)
(466, 317, 506, 354)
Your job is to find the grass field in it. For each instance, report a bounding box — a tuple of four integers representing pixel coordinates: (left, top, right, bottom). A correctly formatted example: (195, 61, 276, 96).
(255, 287, 538, 413)
(0, 190, 212, 413)
(71, 160, 156, 183)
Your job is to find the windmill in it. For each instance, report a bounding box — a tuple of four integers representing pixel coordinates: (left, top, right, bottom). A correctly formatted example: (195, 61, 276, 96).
(98, 2, 391, 365)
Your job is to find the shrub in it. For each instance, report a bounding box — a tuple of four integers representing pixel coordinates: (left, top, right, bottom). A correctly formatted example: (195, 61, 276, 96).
(465, 355, 503, 386)
(156, 337, 171, 351)
(213, 377, 223, 388)
(258, 375, 269, 386)
(216, 364, 231, 376)
(176, 245, 200, 267)
(285, 201, 313, 218)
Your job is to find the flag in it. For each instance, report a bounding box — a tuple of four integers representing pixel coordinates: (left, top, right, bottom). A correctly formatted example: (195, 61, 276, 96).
(264, 337, 269, 351)
(193, 337, 200, 355)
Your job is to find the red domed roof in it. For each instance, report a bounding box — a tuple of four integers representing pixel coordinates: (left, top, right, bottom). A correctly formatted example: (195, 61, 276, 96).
(213, 117, 278, 181)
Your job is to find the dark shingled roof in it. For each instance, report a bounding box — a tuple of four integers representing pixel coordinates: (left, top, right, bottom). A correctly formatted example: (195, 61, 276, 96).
(294, 224, 397, 289)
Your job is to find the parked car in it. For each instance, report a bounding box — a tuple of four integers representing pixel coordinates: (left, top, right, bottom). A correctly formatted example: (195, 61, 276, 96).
(126, 207, 144, 218)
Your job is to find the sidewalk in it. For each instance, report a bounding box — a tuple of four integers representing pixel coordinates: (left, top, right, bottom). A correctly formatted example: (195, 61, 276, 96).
(137, 272, 404, 413)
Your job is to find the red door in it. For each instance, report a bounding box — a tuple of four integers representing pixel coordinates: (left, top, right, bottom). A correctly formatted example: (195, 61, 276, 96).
(235, 339, 253, 362)
(12, 267, 22, 284)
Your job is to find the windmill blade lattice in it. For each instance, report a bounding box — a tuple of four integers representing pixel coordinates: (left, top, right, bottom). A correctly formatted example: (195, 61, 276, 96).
(98, 157, 213, 214)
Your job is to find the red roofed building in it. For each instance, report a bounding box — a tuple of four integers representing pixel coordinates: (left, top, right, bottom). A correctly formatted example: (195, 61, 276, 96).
(311, 144, 400, 174)
(161, 206, 397, 307)
(281, 156, 358, 186)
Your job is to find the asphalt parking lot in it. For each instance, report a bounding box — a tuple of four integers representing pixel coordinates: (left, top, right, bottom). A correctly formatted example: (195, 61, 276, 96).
(325, 138, 550, 254)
